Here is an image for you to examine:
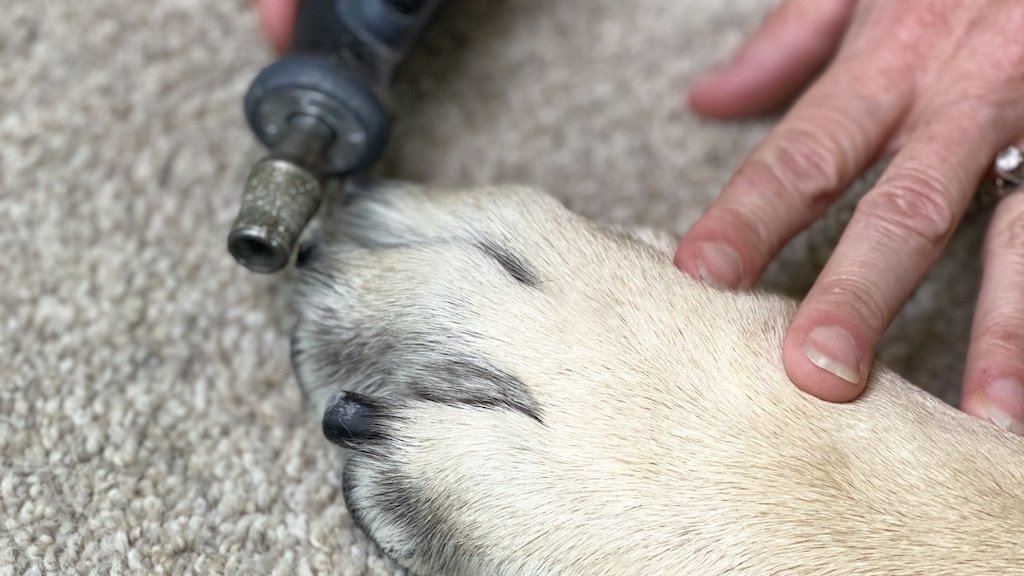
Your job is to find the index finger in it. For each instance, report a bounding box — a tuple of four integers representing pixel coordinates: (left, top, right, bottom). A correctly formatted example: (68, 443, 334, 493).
(676, 55, 907, 289)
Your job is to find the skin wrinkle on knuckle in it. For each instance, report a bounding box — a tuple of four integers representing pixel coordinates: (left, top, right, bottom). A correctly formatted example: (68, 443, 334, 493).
(723, 126, 845, 252)
(811, 274, 890, 334)
(857, 171, 959, 251)
(974, 319, 1024, 364)
(763, 120, 852, 206)
(706, 197, 774, 260)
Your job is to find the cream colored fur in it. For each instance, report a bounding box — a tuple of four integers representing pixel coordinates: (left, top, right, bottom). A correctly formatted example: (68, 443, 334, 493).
(291, 182, 1024, 576)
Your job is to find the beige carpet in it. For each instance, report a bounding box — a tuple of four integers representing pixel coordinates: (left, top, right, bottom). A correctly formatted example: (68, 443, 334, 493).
(1, 0, 986, 573)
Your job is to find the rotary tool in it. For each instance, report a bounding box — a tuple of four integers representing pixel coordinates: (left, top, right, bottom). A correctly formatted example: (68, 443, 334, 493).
(229, 0, 444, 273)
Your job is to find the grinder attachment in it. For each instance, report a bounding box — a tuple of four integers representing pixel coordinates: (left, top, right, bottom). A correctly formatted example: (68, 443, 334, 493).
(229, 0, 443, 273)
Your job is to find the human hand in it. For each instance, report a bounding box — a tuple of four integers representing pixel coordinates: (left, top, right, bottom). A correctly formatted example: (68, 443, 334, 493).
(254, 0, 297, 54)
(676, 0, 1024, 433)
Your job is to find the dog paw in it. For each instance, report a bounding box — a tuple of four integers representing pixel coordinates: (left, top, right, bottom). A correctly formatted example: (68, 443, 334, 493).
(289, 183, 810, 575)
(321, 390, 552, 575)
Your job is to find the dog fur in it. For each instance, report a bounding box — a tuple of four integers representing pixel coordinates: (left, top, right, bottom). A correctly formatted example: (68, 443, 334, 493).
(291, 182, 1024, 576)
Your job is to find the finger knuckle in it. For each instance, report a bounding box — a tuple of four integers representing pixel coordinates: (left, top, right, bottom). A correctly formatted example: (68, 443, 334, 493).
(976, 318, 1024, 359)
(709, 200, 768, 244)
(965, 10, 1024, 81)
(871, 3, 949, 62)
(699, 200, 776, 265)
(857, 170, 959, 249)
(814, 275, 890, 334)
(763, 121, 851, 202)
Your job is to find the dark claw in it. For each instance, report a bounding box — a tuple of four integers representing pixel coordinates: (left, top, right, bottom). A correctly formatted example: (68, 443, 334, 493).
(323, 392, 382, 447)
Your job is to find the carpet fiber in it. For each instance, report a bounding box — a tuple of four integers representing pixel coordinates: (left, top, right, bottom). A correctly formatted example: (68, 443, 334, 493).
(2, 0, 986, 573)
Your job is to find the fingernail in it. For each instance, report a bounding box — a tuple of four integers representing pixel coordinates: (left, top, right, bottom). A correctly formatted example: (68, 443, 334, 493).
(802, 326, 861, 385)
(978, 379, 1024, 435)
(695, 242, 743, 289)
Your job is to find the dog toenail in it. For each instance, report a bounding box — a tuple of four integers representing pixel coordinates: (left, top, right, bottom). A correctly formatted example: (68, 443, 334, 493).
(323, 392, 378, 445)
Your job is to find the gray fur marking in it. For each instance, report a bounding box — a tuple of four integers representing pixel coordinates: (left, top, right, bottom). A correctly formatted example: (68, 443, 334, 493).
(477, 241, 541, 288)
(290, 247, 542, 422)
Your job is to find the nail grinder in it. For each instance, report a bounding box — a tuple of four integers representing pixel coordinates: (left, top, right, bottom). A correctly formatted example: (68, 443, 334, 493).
(229, 0, 444, 273)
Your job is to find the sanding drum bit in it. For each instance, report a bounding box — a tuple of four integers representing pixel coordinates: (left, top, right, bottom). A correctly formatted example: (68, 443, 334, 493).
(229, 0, 444, 273)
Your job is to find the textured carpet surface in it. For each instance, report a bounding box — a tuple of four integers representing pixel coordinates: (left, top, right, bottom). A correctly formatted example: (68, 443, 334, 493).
(2, 0, 985, 573)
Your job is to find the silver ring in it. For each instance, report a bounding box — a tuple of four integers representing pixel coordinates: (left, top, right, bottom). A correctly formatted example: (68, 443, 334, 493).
(974, 146, 1024, 211)
(995, 145, 1024, 191)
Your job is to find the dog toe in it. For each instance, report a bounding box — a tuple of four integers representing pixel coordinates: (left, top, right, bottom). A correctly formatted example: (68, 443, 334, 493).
(322, 392, 389, 448)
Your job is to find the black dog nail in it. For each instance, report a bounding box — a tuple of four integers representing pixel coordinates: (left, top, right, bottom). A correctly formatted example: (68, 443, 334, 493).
(323, 392, 380, 446)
